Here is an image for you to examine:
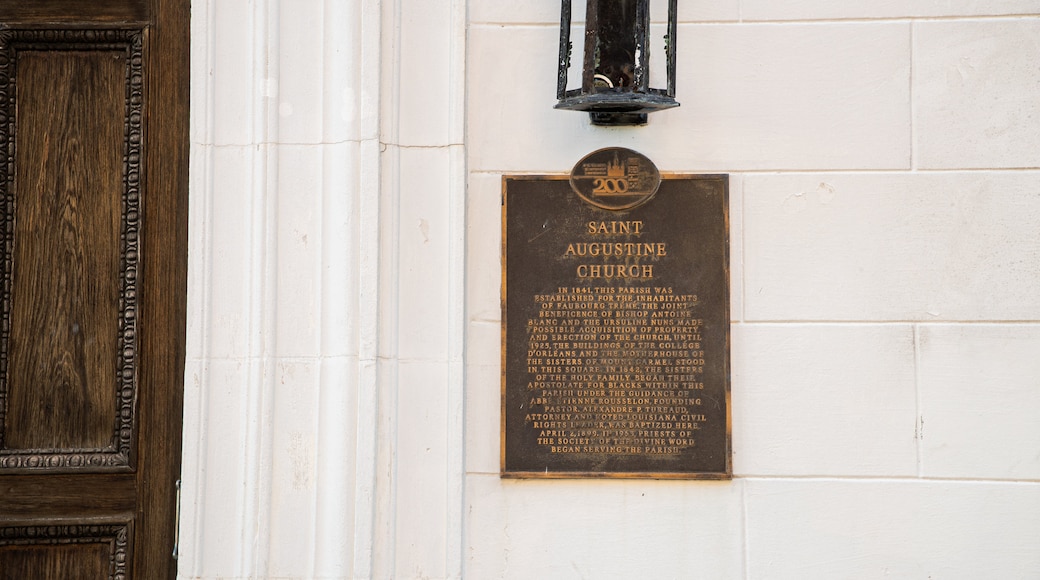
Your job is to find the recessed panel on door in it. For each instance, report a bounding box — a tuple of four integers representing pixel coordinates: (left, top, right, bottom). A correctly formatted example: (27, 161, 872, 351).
(0, 30, 144, 472)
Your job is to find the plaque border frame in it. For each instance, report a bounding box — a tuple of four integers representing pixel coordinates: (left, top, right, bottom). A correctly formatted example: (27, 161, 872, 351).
(500, 173, 732, 480)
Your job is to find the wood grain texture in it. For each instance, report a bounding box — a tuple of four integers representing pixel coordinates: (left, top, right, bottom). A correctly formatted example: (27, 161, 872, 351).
(0, 521, 130, 579)
(0, 1, 188, 578)
(133, 0, 190, 576)
(0, 1, 147, 24)
(0, 544, 109, 580)
(0, 475, 136, 517)
(5, 50, 124, 452)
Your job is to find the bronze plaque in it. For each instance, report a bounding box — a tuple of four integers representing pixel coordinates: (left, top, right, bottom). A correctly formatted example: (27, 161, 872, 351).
(502, 162, 731, 479)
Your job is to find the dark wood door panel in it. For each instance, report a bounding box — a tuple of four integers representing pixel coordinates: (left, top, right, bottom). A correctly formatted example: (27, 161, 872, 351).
(0, 29, 143, 473)
(0, 475, 136, 518)
(0, 544, 110, 580)
(0, 520, 131, 579)
(7, 46, 126, 453)
(0, 1, 147, 25)
(0, 1, 188, 578)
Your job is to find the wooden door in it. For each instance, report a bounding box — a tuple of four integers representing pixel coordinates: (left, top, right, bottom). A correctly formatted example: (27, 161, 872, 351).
(0, 1, 188, 578)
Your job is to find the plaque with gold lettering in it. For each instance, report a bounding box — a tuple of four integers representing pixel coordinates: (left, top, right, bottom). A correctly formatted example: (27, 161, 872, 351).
(502, 153, 730, 478)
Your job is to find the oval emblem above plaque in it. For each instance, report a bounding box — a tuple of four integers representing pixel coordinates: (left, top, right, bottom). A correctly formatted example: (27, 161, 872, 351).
(569, 147, 662, 211)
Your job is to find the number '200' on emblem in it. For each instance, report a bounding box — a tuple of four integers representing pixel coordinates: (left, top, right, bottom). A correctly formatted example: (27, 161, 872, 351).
(569, 147, 662, 211)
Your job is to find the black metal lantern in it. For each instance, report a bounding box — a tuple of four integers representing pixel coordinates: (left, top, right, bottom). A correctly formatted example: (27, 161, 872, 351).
(556, 0, 678, 126)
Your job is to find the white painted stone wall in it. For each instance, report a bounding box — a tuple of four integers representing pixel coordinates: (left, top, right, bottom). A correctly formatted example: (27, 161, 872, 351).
(180, 0, 1040, 578)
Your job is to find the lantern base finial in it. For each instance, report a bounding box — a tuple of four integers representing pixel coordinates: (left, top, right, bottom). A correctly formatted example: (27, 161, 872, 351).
(589, 111, 648, 126)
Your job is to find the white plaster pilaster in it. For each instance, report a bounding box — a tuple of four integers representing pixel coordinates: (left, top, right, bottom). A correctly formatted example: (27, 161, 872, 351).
(182, 0, 465, 577)
(183, 0, 360, 577)
(370, 0, 467, 577)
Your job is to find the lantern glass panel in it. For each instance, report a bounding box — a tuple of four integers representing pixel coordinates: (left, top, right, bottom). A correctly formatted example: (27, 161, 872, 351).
(559, 0, 673, 96)
(562, 2, 586, 95)
(648, 12, 669, 90)
(586, 0, 639, 91)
